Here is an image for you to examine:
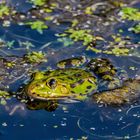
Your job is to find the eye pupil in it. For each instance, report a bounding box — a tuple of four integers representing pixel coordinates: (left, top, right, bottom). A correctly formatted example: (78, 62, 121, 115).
(48, 79, 56, 88)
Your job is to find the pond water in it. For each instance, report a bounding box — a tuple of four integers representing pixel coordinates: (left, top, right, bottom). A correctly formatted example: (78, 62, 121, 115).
(0, 0, 140, 140)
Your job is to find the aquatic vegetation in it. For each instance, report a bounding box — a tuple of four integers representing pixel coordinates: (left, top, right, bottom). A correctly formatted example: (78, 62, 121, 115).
(25, 51, 47, 63)
(57, 37, 74, 47)
(71, 19, 79, 27)
(103, 35, 131, 56)
(120, 7, 140, 21)
(86, 46, 102, 53)
(0, 90, 10, 105)
(130, 23, 140, 34)
(0, 39, 15, 48)
(61, 29, 104, 46)
(0, 3, 10, 18)
(5, 61, 16, 68)
(18, 41, 35, 49)
(6, 40, 15, 48)
(26, 21, 48, 34)
(0, 38, 6, 47)
(85, 7, 93, 15)
(29, 0, 46, 6)
(66, 29, 94, 46)
(103, 47, 129, 56)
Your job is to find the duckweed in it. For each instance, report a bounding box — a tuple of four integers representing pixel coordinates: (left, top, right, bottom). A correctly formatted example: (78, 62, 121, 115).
(26, 21, 48, 34)
(103, 47, 129, 56)
(57, 37, 74, 47)
(25, 51, 47, 63)
(29, 0, 47, 6)
(0, 3, 10, 18)
(66, 29, 94, 45)
(130, 23, 140, 33)
(120, 7, 140, 21)
(0, 90, 10, 105)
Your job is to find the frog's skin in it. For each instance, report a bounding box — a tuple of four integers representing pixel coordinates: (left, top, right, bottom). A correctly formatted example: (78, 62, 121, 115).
(93, 79, 140, 105)
(26, 68, 97, 101)
(57, 56, 87, 69)
(26, 57, 140, 105)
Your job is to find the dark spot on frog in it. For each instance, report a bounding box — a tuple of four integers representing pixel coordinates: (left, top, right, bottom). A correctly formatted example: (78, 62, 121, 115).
(32, 92, 36, 95)
(60, 72, 67, 75)
(36, 83, 41, 87)
(85, 90, 89, 93)
(74, 73, 81, 77)
(37, 94, 40, 96)
(59, 78, 64, 81)
(70, 84, 76, 88)
(67, 77, 73, 80)
(44, 71, 51, 76)
(77, 79, 84, 85)
(71, 90, 75, 94)
(70, 80, 84, 88)
(87, 85, 92, 89)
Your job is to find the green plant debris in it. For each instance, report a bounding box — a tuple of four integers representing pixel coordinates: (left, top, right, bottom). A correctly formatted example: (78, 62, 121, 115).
(26, 21, 48, 34)
(25, 51, 47, 63)
(110, 1, 124, 7)
(120, 7, 140, 21)
(130, 23, 140, 34)
(86, 45, 102, 53)
(44, 16, 53, 21)
(78, 136, 88, 140)
(0, 90, 10, 105)
(18, 41, 35, 49)
(0, 3, 10, 18)
(5, 61, 15, 68)
(0, 90, 10, 97)
(0, 39, 15, 48)
(53, 125, 58, 128)
(43, 7, 53, 13)
(103, 47, 129, 56)
(57, 37, 74, 47)
(71, 19, 79, 27)
(102, 35, 131, 56)
(6, 40, 15, 48)
(63, 29, 104, 46)
(29, 0, 46, 6)
(66, 29, 94, 45)
(129, 66, 137, 71)
(85, 7, 93, 15)
(0, 39, 6, 47)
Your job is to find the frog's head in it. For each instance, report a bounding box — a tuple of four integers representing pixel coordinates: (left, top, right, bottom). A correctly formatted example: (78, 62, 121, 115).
(26, 72, 71, 100)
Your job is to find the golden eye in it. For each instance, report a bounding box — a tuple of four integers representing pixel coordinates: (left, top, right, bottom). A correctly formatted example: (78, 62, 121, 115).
(47, 79, 57, 89)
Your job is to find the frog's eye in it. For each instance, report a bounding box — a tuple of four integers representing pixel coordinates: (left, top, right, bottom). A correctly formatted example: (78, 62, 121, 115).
(47, 79, 57, 89)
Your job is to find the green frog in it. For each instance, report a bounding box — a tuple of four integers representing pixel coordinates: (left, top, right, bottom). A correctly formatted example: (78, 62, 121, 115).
(25, 57, 140, 106)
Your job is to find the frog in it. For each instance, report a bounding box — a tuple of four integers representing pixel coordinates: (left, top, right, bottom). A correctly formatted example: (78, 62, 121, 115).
(25, 57, 140, 106)
(26, 68, 98, 101)
(25, 57, 118, 101)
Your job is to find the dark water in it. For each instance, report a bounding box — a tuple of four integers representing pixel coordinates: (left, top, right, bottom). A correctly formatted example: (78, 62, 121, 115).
(0, 0, 140, 140)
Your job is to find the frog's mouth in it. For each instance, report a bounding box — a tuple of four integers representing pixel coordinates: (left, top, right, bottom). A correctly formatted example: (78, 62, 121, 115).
(26, 84, 72, 100)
